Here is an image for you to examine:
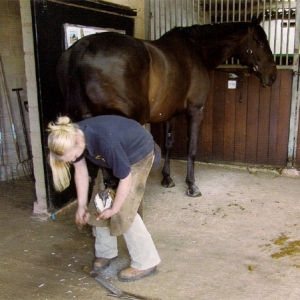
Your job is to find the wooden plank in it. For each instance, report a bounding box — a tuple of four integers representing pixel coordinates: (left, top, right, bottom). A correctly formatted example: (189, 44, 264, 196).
(177, 114, 188, 157)
(234, 73, 248, 162)
(256, 82, 271, 164)
(212, 71, 226, 160)
(223, 70, 236, 161)
(150, 123, 164, 150)
(172, 115, 185, 159)
(267, 71, 281, 165)
(180, 115, 188, 156)
(198, 71, 214, 161)
(276, 70, 292, 165)
(245, 74, 260, 164)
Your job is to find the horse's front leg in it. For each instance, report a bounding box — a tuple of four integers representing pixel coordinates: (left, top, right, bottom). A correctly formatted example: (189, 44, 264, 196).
(185, 107, 204, 197)
(161, 118, 175, 188)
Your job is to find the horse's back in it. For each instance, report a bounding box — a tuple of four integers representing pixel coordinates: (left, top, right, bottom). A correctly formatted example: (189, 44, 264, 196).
(57, 31, 209, 124)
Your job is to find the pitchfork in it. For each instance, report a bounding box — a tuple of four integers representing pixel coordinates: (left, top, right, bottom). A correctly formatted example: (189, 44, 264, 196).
(12, 88, 34, 181)
(0, 55, 33, 180)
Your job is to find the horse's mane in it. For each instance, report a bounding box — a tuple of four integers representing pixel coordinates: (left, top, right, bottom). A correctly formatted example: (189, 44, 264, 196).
(154, 15, 268, 70)
(159, 21, 253, 69)
(163, 22, 249, 41)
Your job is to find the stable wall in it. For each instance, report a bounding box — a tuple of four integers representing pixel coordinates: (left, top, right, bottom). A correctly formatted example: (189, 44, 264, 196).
(108, 0, 145, 38)
(0, 0, 30, 182)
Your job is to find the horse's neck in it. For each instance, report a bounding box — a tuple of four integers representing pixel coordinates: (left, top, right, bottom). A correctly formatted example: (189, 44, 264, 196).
(152, 23, 248, 69)
(200, 42, 237, 70)
(199, 24, 248, 69)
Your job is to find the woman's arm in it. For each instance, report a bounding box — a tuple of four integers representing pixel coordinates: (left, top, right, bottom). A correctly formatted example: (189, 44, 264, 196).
(99, 172, 132, 220)
(74, 157, 90, 225)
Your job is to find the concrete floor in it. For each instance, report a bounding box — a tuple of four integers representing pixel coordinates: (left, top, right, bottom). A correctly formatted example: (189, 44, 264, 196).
(1, 160, 300, 300)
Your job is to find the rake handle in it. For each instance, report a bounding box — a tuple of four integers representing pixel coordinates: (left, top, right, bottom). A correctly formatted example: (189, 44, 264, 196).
(12, 88, 32, 160)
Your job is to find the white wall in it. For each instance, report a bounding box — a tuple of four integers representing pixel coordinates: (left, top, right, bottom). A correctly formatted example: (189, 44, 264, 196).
(108, 0, 146, 38)
(0, 0, 28, 181)
(263, 20, 295, 56)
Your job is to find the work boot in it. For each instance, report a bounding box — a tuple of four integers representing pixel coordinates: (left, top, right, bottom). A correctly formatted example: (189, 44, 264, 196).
(93, 256, 117, 270)
(118, 266, 157, 282)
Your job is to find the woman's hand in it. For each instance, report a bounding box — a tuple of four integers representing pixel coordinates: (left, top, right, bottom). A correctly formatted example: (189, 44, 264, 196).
(97, 207, 118, 220)
(97, 173, 132, 220)
(76, 205, 90, 225)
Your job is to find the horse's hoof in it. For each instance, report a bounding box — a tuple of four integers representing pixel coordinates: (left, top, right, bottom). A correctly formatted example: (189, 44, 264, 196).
(161, 178, 175, 188)
(187, 187, 202, 197)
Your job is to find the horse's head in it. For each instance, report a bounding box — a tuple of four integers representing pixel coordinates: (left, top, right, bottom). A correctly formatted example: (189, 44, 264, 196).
(238, 14, 277, 87)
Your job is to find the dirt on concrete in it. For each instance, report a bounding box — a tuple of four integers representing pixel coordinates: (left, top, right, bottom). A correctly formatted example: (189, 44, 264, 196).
(1, 160, 300, 300)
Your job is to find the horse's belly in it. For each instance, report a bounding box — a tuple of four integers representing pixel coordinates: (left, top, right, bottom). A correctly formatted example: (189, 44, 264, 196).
(148, 97, 187, 123)
(147, 65, 189, 122)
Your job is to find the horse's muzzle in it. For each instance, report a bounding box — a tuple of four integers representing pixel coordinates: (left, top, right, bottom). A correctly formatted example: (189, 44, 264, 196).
(260, 66, 277, 87)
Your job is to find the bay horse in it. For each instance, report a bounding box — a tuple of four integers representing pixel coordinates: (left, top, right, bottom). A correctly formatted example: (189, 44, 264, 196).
(57, 14, 276, 197)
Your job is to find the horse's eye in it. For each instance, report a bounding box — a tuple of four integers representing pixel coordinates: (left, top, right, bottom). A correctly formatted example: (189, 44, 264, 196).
(254, 38, 264, 47)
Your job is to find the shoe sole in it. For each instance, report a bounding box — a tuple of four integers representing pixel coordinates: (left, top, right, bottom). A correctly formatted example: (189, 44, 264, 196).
(118, 266, 157, 282)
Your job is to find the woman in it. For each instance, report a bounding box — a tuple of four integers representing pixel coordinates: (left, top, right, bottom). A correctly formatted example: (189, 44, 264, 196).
(47, 115, 161, 282)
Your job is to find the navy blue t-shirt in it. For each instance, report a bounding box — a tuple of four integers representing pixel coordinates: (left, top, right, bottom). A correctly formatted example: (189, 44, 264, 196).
(76, 115, 154, 179)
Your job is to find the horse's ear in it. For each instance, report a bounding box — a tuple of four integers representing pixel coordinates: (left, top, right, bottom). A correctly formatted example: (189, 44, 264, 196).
(251, 13, 263, 25)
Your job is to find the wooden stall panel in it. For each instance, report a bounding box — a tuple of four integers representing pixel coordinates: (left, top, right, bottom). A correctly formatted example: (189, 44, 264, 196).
(234, 73, 248, 163)
(223, 79, 236, 161)
(256, 81, 272, 164)
(245, 75, 260, 164)
(212, 71, 226, 160)
(267, 72, 281, 165)
(198, 71, 214, 161)
(275, 70, 293, 164)
(152, 69, 292, 168)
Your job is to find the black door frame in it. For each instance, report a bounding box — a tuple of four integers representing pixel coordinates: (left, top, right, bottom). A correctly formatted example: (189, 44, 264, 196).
(31, 0, 136, 209)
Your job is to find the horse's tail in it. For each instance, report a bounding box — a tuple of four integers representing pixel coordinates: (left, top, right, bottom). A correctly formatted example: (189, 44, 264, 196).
(64, 39, 90, 121)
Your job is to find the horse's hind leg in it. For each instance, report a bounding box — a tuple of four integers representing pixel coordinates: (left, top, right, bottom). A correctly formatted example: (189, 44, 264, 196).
(161, 119, 175, 188)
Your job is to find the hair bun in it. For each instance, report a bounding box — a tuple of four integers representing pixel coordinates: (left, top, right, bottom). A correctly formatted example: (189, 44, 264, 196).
(47, 115, 76, 133)
(57, 116, 71, 126)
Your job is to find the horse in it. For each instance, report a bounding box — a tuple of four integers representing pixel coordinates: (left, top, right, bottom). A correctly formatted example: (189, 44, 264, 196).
(57, 13, 276, 197)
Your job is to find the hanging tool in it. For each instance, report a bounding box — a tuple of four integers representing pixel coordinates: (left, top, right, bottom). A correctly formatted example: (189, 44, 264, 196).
(12, 88, 34, 181)
(83, 266, 160, 300)
(0, 55, 25, 179)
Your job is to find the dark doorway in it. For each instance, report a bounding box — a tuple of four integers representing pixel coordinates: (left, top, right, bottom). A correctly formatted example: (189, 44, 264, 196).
(31, 0, 136, 209)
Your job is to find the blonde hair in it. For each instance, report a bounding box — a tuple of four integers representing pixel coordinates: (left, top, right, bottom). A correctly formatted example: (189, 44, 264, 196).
(47, 116, 82, 192)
